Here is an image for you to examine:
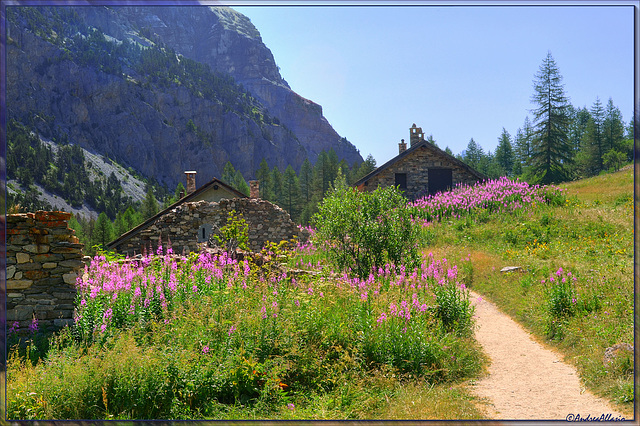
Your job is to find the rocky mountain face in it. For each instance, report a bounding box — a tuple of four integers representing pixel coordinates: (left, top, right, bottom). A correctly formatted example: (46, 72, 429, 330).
(6, 5, 362, 193)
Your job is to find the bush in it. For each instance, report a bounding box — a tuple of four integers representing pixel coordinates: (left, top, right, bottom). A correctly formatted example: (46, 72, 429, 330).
(313, 186, 419, 278)
(212, 209, 249, 251)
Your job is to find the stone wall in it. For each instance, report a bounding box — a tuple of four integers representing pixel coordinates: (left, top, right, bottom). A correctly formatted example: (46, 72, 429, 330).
(7, 211, 84, 334)
(111, 198, 309, 256)
(360, 145, 483, 200)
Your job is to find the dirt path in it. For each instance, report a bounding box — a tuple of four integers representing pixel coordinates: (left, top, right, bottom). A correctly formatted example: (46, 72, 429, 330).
(469, 291, 627, 421)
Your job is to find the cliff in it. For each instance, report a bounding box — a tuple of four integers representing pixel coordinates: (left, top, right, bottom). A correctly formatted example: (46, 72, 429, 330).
(6, 5, 362, 194)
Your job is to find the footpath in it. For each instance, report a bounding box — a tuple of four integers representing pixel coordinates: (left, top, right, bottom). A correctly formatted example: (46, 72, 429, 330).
(469, 290, 628, 421)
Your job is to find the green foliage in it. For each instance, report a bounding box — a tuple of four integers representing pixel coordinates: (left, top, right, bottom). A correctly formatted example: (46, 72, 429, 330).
(91, 212, 114, 250)
(529, 52, 572, 184)
(213, 210, 249, 251)
(433, 281, 474, 335)
(313, 186, 419, 278)
(142, 185, 159, 220)
(7, 244, 485, 419)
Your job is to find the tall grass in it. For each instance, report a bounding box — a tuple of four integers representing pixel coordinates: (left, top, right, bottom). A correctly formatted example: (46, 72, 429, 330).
(7, 239, 482, 419)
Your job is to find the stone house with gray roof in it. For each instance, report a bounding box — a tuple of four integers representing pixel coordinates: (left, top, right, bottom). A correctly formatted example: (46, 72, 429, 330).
(354, 124, 486, 200)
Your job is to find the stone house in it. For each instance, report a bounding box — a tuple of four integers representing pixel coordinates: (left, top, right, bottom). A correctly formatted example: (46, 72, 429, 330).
(107, 172, 249, 255)
(107, 172, 306, 255)
(354, 124, 486, 200)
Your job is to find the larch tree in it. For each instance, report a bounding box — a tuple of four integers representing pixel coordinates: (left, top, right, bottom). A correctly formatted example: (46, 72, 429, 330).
(529, 52, 572, 184)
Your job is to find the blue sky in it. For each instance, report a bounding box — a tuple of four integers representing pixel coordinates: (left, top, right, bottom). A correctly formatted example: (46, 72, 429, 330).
(232, 2, 636, 166)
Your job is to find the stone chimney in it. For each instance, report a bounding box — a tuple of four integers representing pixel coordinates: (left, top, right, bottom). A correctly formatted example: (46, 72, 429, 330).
(185, 171, 197, 194)
(398, 139, 407, 154)
(409, 123, 424, 147)
(249, 180, 260, 199)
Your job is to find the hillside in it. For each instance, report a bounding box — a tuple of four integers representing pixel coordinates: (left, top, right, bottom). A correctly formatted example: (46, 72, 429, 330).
(420, 166, 634, 415)
(6, 5, 363, 215)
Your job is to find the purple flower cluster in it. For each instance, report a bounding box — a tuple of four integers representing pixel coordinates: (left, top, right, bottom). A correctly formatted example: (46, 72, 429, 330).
(410, 176, 565, 222)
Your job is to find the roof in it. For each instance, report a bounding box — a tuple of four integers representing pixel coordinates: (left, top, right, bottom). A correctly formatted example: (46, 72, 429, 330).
(106, 177, 247, 250)
(353, 139, 487, 186)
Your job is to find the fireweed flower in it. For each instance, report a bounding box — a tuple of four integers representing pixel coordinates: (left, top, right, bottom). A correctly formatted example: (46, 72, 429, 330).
(29, 317, 39, 333)
(377, 312, 388, 323)
(202, 346, 210, 354)
(228, 325, 236, 336)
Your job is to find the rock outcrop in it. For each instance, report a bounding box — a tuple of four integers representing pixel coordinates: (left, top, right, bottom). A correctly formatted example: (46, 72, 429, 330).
(6, 6, 363, 192)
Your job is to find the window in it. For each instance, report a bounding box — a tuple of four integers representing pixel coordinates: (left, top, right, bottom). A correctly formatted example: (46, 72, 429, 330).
(395, 173, 407, 189)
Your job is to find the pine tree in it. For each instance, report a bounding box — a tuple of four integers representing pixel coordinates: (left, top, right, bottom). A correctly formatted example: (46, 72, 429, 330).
(326, 149, 340, 190)
(281, 165, 301, 220)
(529, 52, 572, 184)
(114, 211, 128, 238)
(463, 138, 484, 170)
(567, 105, 592, 156)
(575, 117, 601, 177)
(142, 185, 159, 219)
(92, 212, 114, 249)
(270, 166, 283, 205)
(602, 97, 626, 159)
(299, 158, 313, 204)
(255, 158, 273, 200)
(494, 128, 514, 176)
(311, 151, 330, 200)
(233, 170, 250, 196)
(221, 161, 237, 186)
(355, 154, 377, 182)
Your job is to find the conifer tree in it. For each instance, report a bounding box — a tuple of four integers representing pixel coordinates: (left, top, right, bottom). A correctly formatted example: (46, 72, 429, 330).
(463, 138, 484, 170)
(299, 158, 313, 204)
(311, 151, 330, 200)
(92, 212, 114, 249)
(494, 128, 514, 176)
(255, 158, 273, 200)
(281, 165, 302, 220)
(602, 97, 626, 158)
(142, 185, 159, 219)
(221, 161, 237, 186)
(529, 52, 572, 184)
(233, 170, 250, 196)
(271, 166, 283, 205)
(355, 154, 376, 182)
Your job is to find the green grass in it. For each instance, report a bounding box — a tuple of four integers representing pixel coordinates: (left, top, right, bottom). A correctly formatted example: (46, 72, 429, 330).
(424, 166, 634, 416)
(7, 242, 487, 420)
(7, 168, 632, 420)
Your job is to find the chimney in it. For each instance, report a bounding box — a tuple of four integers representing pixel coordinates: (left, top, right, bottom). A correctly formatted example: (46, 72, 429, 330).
(185, 171, 197, 194)
(249, 180, 260, 199)
(398, 139, 407, 154)
(410, 123, 424, 147)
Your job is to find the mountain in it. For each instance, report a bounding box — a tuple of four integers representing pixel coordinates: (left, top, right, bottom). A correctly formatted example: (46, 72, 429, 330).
(6, 5, 363, 199)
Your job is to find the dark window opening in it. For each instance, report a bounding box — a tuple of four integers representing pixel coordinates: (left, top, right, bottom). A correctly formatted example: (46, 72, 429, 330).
(428, 168, 452, 195)
(395, 173, 407, 189)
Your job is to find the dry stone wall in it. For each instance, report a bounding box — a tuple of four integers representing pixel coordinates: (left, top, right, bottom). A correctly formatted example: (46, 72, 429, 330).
(7, 211, 84, 334)
(112, 198, 309, 256)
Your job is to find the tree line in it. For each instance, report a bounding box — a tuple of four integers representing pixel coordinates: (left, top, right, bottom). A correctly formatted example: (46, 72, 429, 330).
(61, 150, 375, 255)
(457, 52, 633, 184)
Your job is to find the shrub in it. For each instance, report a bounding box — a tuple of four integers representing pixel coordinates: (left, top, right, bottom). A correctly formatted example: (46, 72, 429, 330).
(313, 186, 419, 278)
(212, 209, 249, 251)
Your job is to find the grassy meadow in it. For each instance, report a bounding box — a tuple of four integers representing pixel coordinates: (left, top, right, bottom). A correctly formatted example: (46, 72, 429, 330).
(422, 165, 634, 416)
(5, 166, 634, 420)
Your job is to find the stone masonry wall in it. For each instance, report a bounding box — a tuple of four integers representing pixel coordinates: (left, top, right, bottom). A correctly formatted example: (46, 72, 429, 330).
(362, 145, 482, 200)
(113, 198, 309, 256)
(7, 211, 84, 334)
